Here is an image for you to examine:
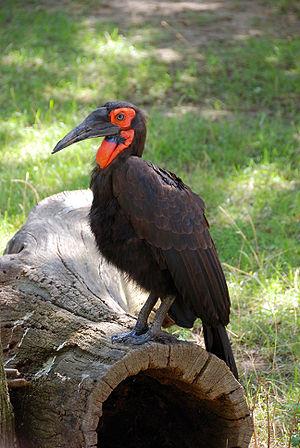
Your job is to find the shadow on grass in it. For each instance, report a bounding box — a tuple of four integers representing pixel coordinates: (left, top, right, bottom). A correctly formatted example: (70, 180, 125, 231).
(1, 0, 300, 130)
(1, 7, 115, 122)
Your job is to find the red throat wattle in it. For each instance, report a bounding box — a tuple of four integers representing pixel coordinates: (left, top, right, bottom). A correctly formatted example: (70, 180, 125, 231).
(96, 129, 134, 169)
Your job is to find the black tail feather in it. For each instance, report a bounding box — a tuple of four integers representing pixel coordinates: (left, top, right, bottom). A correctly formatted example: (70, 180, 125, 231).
(203, 324, 238, 380)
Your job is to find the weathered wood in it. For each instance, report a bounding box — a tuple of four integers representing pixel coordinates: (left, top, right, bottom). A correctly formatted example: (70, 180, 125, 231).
(0, 190, 253, 448)
(0, 336, 18, 448)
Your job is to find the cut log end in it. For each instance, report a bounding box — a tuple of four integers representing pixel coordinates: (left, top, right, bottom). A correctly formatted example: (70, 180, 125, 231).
(80, 344, 252, 448)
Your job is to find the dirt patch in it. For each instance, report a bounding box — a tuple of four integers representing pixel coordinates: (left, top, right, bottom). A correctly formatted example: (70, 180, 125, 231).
(33, 0, 300, 47)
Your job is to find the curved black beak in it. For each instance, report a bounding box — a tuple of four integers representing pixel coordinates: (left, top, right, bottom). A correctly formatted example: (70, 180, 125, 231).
(52, 107, 120, 154)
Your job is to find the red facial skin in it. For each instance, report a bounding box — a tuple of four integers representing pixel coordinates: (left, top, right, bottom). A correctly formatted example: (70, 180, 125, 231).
(96, 130, 134, 169)
(110, 108, 136, 129)
(96, 108, 136, 169)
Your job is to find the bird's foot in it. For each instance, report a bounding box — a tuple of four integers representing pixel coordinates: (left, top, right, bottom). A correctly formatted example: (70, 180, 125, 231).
(111, 328, 169, 345)
(111, 325, 148, 344)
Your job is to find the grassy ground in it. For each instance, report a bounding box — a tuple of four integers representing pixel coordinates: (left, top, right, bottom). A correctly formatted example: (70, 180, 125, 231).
(0, 0, 299, 446)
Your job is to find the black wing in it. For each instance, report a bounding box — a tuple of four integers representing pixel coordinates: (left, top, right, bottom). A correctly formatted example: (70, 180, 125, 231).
(113, 156, 230, 327)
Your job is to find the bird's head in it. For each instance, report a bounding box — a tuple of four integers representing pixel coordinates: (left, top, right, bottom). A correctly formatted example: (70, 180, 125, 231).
(52, 101, 146, 169)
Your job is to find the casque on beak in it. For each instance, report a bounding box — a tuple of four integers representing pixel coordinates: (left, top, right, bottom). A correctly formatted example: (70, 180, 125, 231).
(52, 107, 120, 154)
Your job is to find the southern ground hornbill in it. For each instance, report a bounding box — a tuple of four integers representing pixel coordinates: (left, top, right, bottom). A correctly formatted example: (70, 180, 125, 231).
(52, 101, 238, 379)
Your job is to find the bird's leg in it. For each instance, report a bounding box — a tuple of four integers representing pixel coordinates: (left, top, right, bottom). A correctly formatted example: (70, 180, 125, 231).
(112, 296, 175, 345)
(111, 293, 158, 343)
(134, 293, 159, 333)
(151, 296, 175, 336)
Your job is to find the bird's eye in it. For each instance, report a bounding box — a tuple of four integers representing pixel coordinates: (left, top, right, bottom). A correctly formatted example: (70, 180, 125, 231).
(116, 113, 125, 121)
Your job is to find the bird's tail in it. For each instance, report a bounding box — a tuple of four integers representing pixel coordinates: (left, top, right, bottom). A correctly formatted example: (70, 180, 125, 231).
(203, 324, 238, 380)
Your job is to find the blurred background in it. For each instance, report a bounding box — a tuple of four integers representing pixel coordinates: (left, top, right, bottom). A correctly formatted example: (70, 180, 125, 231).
(0, 0, 299, 446)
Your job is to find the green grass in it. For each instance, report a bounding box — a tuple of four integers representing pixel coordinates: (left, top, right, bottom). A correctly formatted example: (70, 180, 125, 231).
(262, 0, 300, 16)
(0, 1, 299, 446)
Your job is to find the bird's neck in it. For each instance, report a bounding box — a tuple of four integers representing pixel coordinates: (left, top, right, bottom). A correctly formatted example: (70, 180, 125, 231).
(90, 164, 113, 204)
(131, 128, 146, 157)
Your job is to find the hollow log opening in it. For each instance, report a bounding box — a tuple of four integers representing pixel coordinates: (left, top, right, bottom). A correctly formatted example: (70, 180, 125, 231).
(98, 372, 240, 448)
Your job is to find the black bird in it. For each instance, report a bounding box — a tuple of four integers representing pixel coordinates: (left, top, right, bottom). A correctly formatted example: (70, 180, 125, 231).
(52, 101, 238, 379)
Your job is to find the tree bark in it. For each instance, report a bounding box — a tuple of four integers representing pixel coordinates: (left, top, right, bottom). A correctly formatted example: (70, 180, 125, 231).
(0, 190, 253, 448)
(0, 336, 18, 448)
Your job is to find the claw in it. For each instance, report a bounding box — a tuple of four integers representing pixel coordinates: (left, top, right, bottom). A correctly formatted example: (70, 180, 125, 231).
(111, 329, 140, 344)
(111, 322, 149, 344)
(111, 328, 166, 345)
(127, 331, 153, 345)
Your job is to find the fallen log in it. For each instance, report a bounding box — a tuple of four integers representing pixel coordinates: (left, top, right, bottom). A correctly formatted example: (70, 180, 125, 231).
(0, 337, 18, 448)
(0, 190, 253, 448)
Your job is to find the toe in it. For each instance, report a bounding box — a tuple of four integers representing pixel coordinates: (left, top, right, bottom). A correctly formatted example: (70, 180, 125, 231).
(111, 330, 138, 343)
(130, 334, 151, 345)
